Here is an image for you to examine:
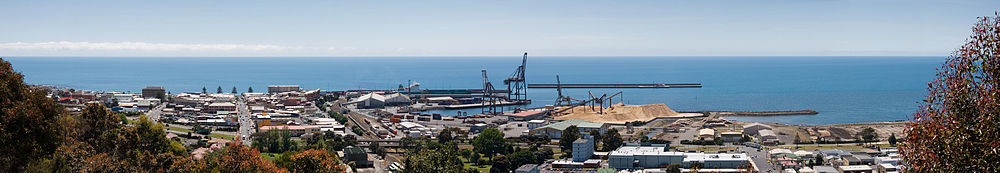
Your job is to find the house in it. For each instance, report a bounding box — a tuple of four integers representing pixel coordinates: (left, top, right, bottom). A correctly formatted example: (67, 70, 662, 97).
(529, 119, 608, 139)
(812, 166, 838, 173)
(608, 144, 751, 170)
(527, 120, 546, 129)
(343, 146, 371, 168)
(839, 165, 873, 173)
(205, 102, 236, 114)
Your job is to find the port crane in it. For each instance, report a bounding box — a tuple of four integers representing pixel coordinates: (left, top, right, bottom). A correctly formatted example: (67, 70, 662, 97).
(504, 52, 528, 102)
(482, 69, 501, 115)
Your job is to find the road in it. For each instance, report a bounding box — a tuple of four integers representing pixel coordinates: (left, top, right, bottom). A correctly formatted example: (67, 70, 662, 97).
(237, 97, 254, 145)
(146, 104, 167, 122)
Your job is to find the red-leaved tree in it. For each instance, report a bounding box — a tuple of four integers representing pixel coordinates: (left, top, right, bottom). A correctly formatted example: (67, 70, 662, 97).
(902, 12, 1000, 172)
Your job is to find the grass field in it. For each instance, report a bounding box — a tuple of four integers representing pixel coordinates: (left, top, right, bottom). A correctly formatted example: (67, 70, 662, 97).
(166, 126, 192, 133)
(165, 126, 236, 139)
(260, 152, 283, 161)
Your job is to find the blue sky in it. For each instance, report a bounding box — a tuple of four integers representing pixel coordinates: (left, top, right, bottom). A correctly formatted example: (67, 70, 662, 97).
(1, 0, 997, 57)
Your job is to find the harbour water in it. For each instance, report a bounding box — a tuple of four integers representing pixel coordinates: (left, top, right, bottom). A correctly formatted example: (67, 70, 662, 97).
(7, 56, 941, 125)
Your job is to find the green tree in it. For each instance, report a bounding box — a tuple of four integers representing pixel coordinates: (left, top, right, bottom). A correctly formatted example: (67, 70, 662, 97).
(202, 87, 207, 94)
(814, 154, 824, 166)
(507, 149, 538, 171)
(232, 86, 237, 94)
(589, 129, 602, 150)
(664, 163, 682, 173)
(602, 128, 623, 151)
(0, 58, 66, 172)
(438, 128, 454, 143)
(472, 128, 507, 160)
(559, 126, 580, 153)
(469, 152, 481, 165)
(401, 142, 463, 173)
(903, 13, 1000, 172)
(248, 87, 254, 93)
(888, 133, 897, 146)
(489, 154, 510, 173)
(217, 86, 223, 93)
(858, 127, 878, 145)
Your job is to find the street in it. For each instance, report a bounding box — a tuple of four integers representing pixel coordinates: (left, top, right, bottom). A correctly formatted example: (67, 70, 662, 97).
(237, 97, 254, 145)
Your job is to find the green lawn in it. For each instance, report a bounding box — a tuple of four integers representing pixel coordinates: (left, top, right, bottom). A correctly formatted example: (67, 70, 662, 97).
(459, 155, 491, 173)
(260, 152, 283, 161)
(166, 126, 193, 133)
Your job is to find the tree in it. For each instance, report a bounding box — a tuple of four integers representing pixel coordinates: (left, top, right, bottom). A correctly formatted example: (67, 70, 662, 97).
(371, 141, 386, 157)
(489, 154, 510, 173)
(888, 133, 897, 146)
(202, 87, 207, 94)
(438, 128, 454, 143)
(903, 13, 1000, 172)
(0, 58, 66, 172)
(232, 86, 237, 94)
(664, 163, 682, 173)
(472, 128, 507, 160)
(814, 154, 824, 166)
(559, 126, 580, 153)
(248, 87, 254, 93)
(589, 129, 602, 150)
(217, 86, 223, 93)
(469, 152, 481, 165)
(401, 142, 463, 173)
(204, 142, 286, 172)
(288, 149, 346, 173)
(858, 127, 878, 145)
(508, 149, 538, 171)
(602, 128, 623, 151)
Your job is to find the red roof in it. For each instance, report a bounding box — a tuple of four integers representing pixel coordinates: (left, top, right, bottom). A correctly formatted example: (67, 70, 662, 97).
(508, 110, 544, 117)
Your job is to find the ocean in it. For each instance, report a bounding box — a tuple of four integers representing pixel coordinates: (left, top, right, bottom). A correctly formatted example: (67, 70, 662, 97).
(6, 56, 942, 125)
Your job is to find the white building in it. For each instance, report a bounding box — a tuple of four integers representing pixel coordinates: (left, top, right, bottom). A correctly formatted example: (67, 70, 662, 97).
(350, 93, 386, 109)
(383, 93, 412, 105)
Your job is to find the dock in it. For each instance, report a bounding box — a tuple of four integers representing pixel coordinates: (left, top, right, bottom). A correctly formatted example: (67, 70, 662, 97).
(527, 83, 702, 88)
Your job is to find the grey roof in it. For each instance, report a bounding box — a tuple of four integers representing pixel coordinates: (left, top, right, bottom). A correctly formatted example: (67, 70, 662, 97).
(516, 164, 538, 171)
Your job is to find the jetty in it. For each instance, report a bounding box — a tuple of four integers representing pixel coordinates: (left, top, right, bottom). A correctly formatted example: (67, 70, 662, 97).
(527, 83, 702, 88)
(699, 110, 819, 116)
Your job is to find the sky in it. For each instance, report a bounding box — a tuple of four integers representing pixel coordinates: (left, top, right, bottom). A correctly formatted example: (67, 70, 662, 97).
(1, 0, 998, 57)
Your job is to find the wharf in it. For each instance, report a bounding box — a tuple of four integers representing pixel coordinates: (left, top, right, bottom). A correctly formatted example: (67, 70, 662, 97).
(693, 110, 819, 116)
(527, 83, 701, 88)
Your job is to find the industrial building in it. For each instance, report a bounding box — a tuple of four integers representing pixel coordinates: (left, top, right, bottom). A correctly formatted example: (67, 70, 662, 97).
(572, 134, 595, 162)
(608, 144, 751, 170)
(142, 86, 166, 100)
(268, 85, 300, 93)
(350, 93, 386, 109)
(529, 119, 608, 139)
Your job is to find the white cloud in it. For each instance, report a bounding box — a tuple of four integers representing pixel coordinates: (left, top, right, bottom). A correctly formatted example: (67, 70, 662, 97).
(0, 41, 295, 51)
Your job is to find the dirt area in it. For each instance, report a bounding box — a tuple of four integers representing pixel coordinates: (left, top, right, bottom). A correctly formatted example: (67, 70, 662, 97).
(729, 120, 908, 143)
(553, 103, 700, 124)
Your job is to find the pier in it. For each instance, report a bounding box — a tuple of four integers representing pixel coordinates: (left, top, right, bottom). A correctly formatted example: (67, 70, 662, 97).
(527, 83, 702, 88)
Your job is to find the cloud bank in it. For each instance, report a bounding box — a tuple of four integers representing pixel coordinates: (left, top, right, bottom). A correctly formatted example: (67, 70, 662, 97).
(0, 41, 294, 51)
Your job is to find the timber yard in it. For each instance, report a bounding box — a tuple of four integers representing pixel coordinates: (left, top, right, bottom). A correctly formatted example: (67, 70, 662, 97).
(45, 53, 906, 173)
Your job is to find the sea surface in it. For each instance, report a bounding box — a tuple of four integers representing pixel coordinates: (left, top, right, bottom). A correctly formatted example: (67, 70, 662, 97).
(6, 56, 942, 125)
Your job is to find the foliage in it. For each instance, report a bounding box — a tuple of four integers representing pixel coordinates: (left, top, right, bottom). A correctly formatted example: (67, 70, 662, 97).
(601, 128, 623, 151)
(175, 142, 287, 173)
(0, 58, 66, 172)
(304, 131, 357, 152)
(401, 142, 464, 173)
(472, 128, 508, 159)
(903, 13, 1000, 172)
(857, 127, 878, 144)
(589, 129, 602, 149)
(253, 128, 299, 153)
(888, 133, 897, 146)
(814, 154, 824, 166)
(288, 149, 346, 173)
(370, 141, 386, 157)
(664, 163, 682, 173)
(488, 154, 510, 173)
(559, 126, 580, 153)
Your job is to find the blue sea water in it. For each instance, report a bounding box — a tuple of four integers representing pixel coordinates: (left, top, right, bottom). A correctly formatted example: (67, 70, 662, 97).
(6, 56, 942, 125)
